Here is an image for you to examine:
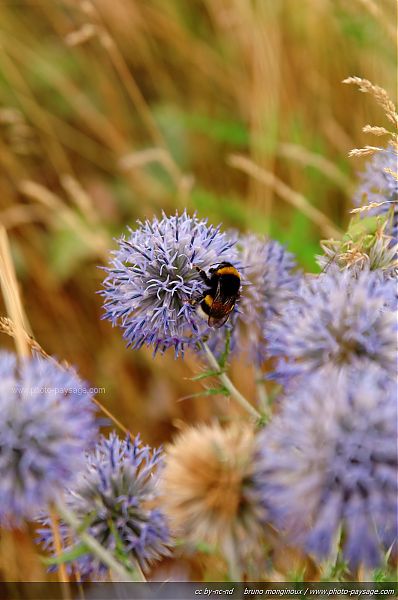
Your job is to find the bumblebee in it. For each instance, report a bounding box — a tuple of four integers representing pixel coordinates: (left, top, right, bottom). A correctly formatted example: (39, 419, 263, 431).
(193, 262, 241, 328)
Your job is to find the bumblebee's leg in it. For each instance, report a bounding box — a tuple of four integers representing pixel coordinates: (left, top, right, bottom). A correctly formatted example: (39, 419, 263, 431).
(194, 265, 212, 286)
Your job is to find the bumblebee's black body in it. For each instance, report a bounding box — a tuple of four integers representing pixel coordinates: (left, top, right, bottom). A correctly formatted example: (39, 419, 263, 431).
(195, 262, 241, 328)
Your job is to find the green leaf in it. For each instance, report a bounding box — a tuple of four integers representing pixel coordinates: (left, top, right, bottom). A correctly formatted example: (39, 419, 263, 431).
(256, 413, 269, 428)
(42, 542, 89, 566)
(108, 520, 129, 563)
(189, 369, 223, 382)
(108, 521, 141, 576)
(76, 510, 98, 535)
(204, 386, 229, 397)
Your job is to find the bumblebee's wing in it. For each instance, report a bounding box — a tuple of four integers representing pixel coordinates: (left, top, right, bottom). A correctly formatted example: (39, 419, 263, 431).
(208, 312, 231, 328)
(207, 280, 236, 328)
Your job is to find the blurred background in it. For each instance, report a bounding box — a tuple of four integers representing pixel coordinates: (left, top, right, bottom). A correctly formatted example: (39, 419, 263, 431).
(0, 0, 396, 581)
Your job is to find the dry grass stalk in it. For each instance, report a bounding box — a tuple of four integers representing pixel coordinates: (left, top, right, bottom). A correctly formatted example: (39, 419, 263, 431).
(0, 40, 73, 176)
(350, 200, 395, 214)
(0, 316, 52, 360)
(343, 77, 398, 129)
(2, 31, 126, 153)
(61, 174, 100, 225)
(228, 154, 341, 238)
(362, 125, 390, 136)
(19, 180, 109, 260)
(348, 146, 384, 158)
(0, 227, 30, 358)
(119, 148, 194, 204)
(81, 0, 182, 182)
(0, 231, 68, 592)
(49, 505, 71, 588)
(0, 205, 45, 230)
(64, 23, 97, 46)
(277, 142, 352, 194)
(118, 147, 181, 182)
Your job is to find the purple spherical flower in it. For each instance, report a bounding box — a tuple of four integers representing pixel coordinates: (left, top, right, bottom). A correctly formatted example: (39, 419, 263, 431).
(266, 267, 397, 384)
(0, 352, 97, 526)
(101, 211, 239, 356)
(353, 144, 398, 242)
(255, 369, 397, 568)
(38, 432, 171, 578)
(237, 234, 300, 364)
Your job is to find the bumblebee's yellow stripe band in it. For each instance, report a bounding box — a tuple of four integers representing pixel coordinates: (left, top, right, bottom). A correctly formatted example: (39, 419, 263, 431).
(204, 294, 213, 307)
(216, 266, 240, 277)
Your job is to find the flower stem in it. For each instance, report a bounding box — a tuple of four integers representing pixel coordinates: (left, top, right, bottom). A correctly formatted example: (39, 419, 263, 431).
(56, 498, 144, 582)
(49, 505, 71, 598)
(226, 551, 241, 582)
(202, 342, 261, 420)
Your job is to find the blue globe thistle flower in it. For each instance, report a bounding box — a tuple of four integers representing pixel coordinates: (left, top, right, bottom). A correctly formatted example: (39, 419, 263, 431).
(266, 267, 397, 384)
(353, 144, 398, 242)
(255, 369, 397, 568)
(38, 432, 171, 578)
(0, 352, 97, 526)
(101, 211, 239, 357)
(236, 234, 300, 364)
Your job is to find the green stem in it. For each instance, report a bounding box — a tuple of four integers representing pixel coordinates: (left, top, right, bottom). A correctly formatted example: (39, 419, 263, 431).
(202, 342, 261, 420)
(56, 498, 144, 582)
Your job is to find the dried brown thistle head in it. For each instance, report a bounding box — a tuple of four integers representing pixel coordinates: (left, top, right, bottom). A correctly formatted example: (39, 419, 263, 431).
(161, 422, 267, 571)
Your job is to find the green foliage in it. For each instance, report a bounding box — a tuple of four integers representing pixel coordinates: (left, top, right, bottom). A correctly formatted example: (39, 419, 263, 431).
(191, 187, 250, 228)
(270, 211, 320, 272)
(184, 112, 249, 147)
(47, 227, 94, 281)
(189, 369, 224, 382)
(371, 545, 397, 582)
(42, 542, 89, 566)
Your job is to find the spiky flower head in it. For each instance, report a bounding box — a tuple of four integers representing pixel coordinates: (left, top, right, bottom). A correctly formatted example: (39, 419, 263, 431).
(101, 211, 239, 356)
(266, 267, 397, 385)
(353, 144, 398, 242)
(236, 234, 300, 364)
(255, 369, 397, 568)
(38, 432, 171, 578)
(161, 423, 267, 567)
(0, 351, 97, 526)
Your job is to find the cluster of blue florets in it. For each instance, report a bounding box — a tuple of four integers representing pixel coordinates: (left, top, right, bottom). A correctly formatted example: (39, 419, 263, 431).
(0, 145, 396, 579)
(98, 148, 397, 570)
(0, 353, 98, 526)
(38, 432, 171, 578)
